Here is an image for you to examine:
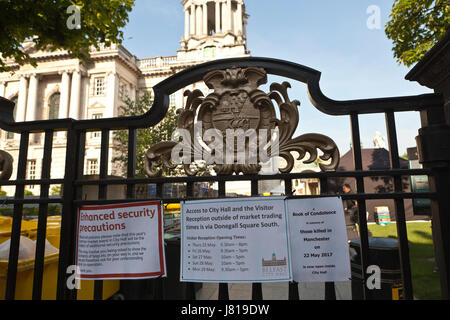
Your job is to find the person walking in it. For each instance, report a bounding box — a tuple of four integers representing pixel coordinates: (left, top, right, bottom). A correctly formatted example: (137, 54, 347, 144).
(342, 184, 359, 241)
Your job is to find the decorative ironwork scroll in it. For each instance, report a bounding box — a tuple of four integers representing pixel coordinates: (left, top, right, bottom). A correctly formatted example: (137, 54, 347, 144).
(0, 150, 13, 180)
(145, 67, 340, 177)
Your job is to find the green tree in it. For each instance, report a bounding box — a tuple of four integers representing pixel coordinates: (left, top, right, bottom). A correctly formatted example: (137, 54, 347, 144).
(0, 0, 134, 72)
(385, 0, 450, 67)
(50, 185, 62, 196)
(113, 93, 180, 178)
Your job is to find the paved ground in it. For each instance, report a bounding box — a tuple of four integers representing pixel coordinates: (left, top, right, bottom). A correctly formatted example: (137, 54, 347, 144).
(196, 281, 352, 300)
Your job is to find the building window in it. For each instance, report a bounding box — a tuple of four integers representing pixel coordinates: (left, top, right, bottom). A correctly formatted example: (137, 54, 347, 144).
(48, 92, 60, 120)
(119, 84, 124, 99)
(92, 114, 103, 138)
(87, 159, 99, 175)
(203, 46, 216, 59)
(169, 94, 176, 107)
(119, 83, 129, 100)
(27, 160, 37, 189)
(94, 77, 105, 96)
(6, 96, 18, 139)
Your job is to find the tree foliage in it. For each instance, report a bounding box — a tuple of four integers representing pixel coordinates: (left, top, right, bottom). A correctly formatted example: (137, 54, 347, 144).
(114, 93, 212, 178)
(113, 93, 180, 178)
(385, 0, 450, 67)
(0, 0, 134, 72)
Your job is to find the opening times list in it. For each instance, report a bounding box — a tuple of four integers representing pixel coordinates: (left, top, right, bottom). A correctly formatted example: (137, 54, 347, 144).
(185, 235, 249, 274)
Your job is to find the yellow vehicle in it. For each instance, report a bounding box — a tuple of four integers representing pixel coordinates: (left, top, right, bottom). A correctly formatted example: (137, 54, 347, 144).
(163, 203, 181, 231)
(163, 203, 180, 214)
(0, 215, 120, 300)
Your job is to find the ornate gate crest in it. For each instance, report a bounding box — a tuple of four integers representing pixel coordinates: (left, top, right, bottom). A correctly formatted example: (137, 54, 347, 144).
(0, 150, 13, 181)
(145, 67, 340, 176)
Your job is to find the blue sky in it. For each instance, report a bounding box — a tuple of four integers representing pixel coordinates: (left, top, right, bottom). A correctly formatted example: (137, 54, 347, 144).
(121, 0, 433, 157)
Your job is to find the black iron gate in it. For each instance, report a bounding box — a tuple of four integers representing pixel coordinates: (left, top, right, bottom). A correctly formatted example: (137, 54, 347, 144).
(0, 57, 448, 300)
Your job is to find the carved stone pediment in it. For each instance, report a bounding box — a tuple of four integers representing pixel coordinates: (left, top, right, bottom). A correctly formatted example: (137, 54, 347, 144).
(145, 67, 340, 177)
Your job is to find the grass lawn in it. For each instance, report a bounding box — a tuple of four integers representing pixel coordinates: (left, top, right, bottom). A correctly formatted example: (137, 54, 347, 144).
(367, 221, 441, 300)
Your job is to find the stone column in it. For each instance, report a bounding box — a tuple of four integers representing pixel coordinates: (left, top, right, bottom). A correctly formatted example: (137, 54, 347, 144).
(26, 73, 39, 122)
(215, 0, 221, 33)
(185, 9, 190, 39)
(237, 2, 243, 34)
(59, 70, 71, 119)
(221, 2, 226, 32)
(0, 82, 6, 141)
(203, 3, 208, 36)
(57, 70, 71, 138)
(130, 83, 136, 102)
(16, 75, 28, 122)
(221, 1, 228, 32)
(190, 5, 196, 36)
(0, 81, 5, 97)
(106, 72, 118, 118)
(196, 5, 202, 37)
(227, 0, 232, 32)
(69, 70, 82, 119)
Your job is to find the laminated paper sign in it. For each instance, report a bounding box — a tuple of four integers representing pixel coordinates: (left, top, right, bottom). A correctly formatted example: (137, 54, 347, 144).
(180, 197, 292, 283)
(76, 201, 166, 280)
(287, 197, 351, 282)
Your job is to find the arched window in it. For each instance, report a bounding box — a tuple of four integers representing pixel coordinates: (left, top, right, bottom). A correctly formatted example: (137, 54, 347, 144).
(48, 92, 60, 120)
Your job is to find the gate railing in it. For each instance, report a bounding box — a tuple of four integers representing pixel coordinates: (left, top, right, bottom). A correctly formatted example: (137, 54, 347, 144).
(0, 57, 447, 300)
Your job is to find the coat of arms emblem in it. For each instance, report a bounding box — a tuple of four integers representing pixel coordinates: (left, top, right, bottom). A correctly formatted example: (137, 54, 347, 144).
(145, 67, 339, 176)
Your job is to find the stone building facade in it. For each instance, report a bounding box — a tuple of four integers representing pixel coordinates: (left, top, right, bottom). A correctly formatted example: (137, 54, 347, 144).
(0, 0, 250, 195)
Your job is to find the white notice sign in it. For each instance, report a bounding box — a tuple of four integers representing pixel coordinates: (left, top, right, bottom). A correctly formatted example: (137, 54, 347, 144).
(76, 201, 166, 280)
(287, 197, 351, 282)
(181, 197, 291, 283)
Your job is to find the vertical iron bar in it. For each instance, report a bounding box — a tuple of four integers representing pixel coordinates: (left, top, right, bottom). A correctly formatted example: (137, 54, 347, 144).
(56, 125, 79, 300)
(251, 179, 258, 196)
(75, 131, 86, 201)
(5, 132, 29, 300)
(284, 179, 292, 197)
(350, 113, 371, 300)
(217, 179, 229, 300)
(156, 183, 163, 199)
(32, 130, 53, 300)
(93, 129, 110, 300)
(251, 178, 263, 300)
(126, 128, 136, 199)
(385, 111, 414, 300)
(98, 129, 109, 199)
(121, 128, 136, 299)
(321, 177, 337, 300)
(285, 178, 299, 300)
(70, 130, 86, 301)
(185, 181, 196, 300)
(154, 179, 164, 300)
(325, 282, 336, 300)
(186, 182, 194, 199)
(218, 180, 226, 198)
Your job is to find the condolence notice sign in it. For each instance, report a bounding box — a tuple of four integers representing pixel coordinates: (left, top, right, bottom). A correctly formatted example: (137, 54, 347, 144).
(287, 197, 350, 282)
(76, 201, 166, 280)
(180, 197, 292, 283)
